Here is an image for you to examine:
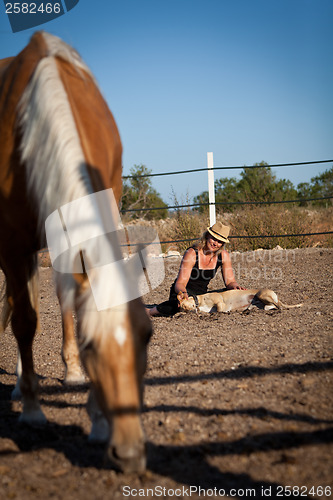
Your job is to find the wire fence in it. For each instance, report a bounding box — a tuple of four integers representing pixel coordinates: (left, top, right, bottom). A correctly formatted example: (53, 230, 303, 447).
(38, 230, 333, 258)
(121, 159, 333, 244)
(121, 159, 333, 212)
(120, 196, 333, 214)
(36, 160, 332, 260)
(154, 232, 333, 246)
(123, 159, 333, 179)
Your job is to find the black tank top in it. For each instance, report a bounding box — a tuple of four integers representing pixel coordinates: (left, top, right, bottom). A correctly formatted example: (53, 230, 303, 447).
(186, 247, 222, 295)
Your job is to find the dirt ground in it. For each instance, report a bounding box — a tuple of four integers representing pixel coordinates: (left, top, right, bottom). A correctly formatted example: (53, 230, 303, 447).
(0, 247, 332, 499)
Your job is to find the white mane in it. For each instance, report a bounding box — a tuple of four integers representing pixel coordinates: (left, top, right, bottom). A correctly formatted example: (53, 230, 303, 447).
(41, 32, 94, 80)
(18, 34, 94, 228)
(17, 32, 130, 339)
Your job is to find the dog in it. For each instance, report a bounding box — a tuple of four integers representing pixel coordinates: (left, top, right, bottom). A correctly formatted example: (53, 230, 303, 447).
(177, 289, 303, 314)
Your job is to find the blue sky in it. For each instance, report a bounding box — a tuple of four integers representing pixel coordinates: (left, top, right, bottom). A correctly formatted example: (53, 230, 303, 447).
(0, 0, 332, 205)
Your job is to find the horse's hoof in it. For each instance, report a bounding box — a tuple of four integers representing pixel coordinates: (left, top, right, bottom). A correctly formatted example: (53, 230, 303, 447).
(19, 409, 47, 426)
(88, 417, 110, 444)
(11, 385, 22, 401)
(63, 373, 86, 385)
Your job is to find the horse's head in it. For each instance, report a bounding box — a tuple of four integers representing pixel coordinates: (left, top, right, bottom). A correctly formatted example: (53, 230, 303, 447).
(73, 266, 152, 473)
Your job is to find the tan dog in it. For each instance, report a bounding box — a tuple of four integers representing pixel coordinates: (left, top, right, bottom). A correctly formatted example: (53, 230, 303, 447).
(177, 289, 303, 314)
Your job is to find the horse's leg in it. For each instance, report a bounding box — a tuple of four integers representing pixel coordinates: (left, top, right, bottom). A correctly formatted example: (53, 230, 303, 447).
(56, 281, 85, 384)
(11, 270, 39, 401)
(61, 307, 85, 384)
(0, 292, 12, 334)
(0, 288, 22, 400)
(11, 350, 22, 400)
(10, 261, 46, 425)
(87, 387, 110, 443)
(1, 278, 39, 400)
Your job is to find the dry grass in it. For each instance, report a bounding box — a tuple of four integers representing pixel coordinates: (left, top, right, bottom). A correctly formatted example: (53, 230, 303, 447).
(229, 205, 309, 251)
(38, 207, 332, 266)
(155, 206, 333, 253)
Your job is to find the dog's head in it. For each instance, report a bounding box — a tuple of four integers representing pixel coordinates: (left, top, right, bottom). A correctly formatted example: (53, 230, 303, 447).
(177, 292, 196, 312)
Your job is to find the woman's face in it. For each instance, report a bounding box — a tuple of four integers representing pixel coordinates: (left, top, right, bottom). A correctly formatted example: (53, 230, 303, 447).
(206, 234, 223, 252)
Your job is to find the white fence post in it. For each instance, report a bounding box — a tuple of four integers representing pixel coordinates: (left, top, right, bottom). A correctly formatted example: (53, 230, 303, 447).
(207, 152, 216, 226)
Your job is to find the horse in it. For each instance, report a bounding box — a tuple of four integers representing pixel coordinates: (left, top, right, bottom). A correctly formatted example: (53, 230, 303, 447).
(0, 31, 152, 473)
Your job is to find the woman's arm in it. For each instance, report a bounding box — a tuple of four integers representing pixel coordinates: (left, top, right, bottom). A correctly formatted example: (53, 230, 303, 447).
(174, 248, 196, 297)
(221, 250, 245, 290)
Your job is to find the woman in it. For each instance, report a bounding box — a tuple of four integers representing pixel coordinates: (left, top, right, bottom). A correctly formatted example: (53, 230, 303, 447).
(147, 221, 244, 317)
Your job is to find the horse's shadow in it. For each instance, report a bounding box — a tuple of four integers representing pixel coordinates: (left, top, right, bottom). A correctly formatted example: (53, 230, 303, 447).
(146, 429, 333, 498)
(0, 360, 332, 497)
(0, 383, 111, 474)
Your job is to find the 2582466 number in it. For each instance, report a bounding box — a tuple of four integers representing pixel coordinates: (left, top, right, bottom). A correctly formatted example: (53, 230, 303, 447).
(5, 3, 62, 14)
(276, 485, 332, 497)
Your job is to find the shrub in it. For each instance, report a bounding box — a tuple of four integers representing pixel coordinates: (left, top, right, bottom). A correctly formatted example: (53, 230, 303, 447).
(230, 206, 312, 251)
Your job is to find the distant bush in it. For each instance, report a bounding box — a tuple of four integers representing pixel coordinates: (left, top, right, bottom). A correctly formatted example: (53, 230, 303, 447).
(229, 206, 308, 251)
(150, 206, 332, 253)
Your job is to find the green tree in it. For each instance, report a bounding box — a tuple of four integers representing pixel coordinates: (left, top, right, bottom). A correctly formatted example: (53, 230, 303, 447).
(238, 162, 297, 202)
(238, 162, 277, 201)
(297, 166, 333, 206)
(215, 177, 241, 209)
(193, 177, 241, 213)
(121, 164, 168, 219)
(297, 182, 312, 206)
(194, 162, 297, 212)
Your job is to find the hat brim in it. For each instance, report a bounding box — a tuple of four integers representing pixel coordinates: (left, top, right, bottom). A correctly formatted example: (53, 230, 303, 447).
(206, 227, 229, 244)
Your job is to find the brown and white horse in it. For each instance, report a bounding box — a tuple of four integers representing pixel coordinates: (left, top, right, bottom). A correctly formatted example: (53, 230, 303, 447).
(0, 31, 152, 473)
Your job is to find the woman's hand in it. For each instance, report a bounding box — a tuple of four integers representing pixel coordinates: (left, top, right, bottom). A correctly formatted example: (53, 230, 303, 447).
(177, 290, 189, 301)
(226, 281, 246, 291)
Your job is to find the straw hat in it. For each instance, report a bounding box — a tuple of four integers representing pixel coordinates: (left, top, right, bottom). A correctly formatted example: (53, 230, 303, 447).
(206, 221, 230, 243)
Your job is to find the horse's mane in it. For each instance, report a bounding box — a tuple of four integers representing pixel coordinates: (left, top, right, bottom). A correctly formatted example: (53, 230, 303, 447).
(18, 32, 95, 227)
(17, 33, 130, 320)
(41, 32, 94, 80)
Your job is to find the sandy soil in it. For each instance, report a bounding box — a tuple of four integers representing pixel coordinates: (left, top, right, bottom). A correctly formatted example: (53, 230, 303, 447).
(0, 247, 332, 499)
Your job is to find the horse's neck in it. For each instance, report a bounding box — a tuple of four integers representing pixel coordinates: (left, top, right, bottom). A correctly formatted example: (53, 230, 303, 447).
(0, 57, 14, 79)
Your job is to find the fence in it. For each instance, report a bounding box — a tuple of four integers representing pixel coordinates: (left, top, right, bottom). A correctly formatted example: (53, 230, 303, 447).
(121, 158, 333, 246)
